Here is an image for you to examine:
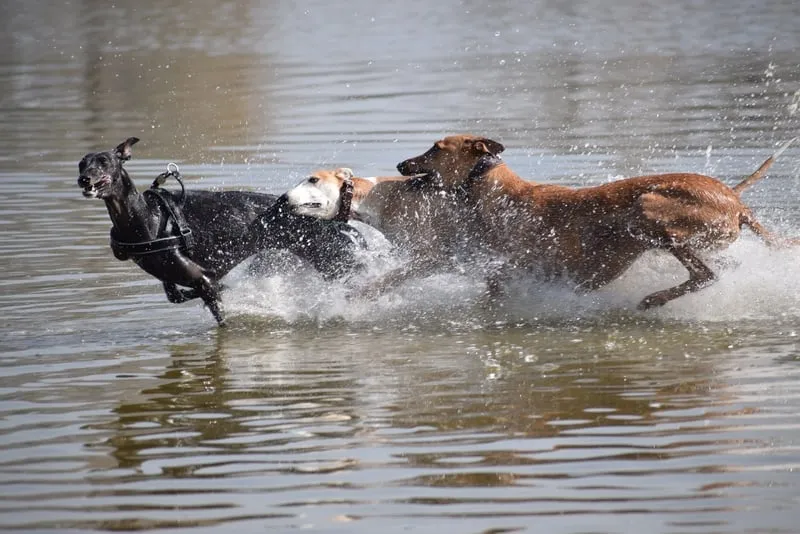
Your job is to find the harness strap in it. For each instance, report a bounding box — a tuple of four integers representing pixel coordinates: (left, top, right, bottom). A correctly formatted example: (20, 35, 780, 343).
(110, 226, 193, 259)
(108, 166, 194, 261)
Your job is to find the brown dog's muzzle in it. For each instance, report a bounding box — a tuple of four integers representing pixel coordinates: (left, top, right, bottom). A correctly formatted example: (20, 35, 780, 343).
(396, 159, 419, 176)
(397, 153, 435, 176)
(398, 144, 446, 176)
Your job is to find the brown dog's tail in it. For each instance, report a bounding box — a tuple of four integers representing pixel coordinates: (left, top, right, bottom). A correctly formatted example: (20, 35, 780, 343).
(732, 137, 796, 195)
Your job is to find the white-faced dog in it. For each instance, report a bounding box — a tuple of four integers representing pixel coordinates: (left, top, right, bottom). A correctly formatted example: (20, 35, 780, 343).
(285, 167, 406, 221)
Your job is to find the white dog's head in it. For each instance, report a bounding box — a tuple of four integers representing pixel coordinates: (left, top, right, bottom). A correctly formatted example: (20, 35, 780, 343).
(285, 167, 361, 219)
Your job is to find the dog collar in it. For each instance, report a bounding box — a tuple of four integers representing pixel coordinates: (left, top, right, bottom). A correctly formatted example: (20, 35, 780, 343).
(453, 154, 505, 202)
(333, 178, 354, 222)
(469, 153, 504, 179)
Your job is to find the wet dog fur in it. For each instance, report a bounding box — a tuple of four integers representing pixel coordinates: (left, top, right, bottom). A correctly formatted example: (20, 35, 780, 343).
(396, 134, 796, 309)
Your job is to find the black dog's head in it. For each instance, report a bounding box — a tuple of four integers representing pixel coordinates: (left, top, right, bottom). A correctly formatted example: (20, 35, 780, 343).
(77, 137, 139, 199)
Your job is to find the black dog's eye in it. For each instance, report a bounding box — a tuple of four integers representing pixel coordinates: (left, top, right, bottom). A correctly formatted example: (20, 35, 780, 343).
(308, 177, 320, 184)
(97, 155, 108, 165)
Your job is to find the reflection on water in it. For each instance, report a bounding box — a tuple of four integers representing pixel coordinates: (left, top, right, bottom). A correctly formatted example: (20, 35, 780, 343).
(3, 325, 799, 532)
(2, 0, 800, 532)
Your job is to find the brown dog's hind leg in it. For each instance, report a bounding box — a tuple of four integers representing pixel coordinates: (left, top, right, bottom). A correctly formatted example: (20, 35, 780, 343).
(638, 246, 716, 310)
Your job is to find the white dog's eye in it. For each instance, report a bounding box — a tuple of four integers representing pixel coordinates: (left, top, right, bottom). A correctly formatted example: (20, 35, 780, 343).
(308, 176, 320, 184)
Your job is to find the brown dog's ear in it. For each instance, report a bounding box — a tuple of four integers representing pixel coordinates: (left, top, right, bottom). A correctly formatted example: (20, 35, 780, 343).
(473, 138, 505, 156)
(334, 167, 354, 181)
(114, 137, 140, 161)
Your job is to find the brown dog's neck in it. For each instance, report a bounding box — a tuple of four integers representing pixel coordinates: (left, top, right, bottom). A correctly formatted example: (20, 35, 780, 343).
(350, 177, 376, 207)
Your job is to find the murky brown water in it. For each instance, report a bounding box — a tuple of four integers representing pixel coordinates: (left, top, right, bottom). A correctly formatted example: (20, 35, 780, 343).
(2, 1, 800, 532)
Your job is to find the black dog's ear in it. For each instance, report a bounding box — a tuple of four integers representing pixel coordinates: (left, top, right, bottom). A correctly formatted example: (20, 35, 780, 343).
(114, 137, 140, 161)
(474, 138, 505, 156)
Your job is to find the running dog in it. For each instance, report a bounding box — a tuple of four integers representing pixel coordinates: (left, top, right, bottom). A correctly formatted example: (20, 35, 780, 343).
(396, 134, 797, 309)
(284, 167, 404, 220)
(78, 138, 368, 325)
(284, 166, 483, 296)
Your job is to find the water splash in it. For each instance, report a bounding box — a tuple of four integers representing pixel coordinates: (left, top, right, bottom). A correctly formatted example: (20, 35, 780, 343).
(222, 228, 800, 328)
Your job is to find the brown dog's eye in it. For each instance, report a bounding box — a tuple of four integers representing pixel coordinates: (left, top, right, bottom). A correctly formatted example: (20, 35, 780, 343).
(308, 177, 319, 184)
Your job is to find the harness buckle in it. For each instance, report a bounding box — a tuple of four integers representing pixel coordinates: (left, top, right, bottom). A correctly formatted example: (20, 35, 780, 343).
(151, 162, 186, 201)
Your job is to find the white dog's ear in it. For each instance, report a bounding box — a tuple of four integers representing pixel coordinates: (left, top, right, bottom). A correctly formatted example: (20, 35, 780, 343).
(334, 167, 354, 180)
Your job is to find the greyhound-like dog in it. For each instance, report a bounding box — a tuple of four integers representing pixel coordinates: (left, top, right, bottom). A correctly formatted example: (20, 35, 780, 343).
(78, 137, 366, 325)
(397, 134, 797, 309)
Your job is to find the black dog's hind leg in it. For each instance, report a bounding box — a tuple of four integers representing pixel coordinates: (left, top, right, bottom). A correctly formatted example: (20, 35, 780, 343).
(162, 281, 199, 303)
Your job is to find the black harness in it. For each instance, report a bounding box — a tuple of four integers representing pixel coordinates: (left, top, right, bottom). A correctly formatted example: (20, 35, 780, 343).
(109, 164, 194, 261)
(110, 165, 360, 262)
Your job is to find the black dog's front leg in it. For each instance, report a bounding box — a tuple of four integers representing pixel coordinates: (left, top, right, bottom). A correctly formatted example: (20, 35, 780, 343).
(161, 253, 227, 326)
(162, 281, 199, 303)
(195, 275, 225, 326)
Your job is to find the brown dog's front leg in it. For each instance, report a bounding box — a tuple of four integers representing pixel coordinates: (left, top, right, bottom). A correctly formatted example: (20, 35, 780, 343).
(354, 255, 442, 300)
(483, 261, 512, 307)
(638, 246, 716, 310)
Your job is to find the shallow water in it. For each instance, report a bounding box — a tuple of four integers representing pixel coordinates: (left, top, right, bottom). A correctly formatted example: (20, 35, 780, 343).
(2, 1, 800, 532)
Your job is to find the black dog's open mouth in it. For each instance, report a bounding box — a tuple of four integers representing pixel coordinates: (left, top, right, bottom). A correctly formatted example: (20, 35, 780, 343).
(82, 177, 110, 198)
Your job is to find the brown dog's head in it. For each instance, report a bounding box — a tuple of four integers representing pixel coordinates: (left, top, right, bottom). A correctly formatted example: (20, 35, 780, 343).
(396, 135, 505, 189)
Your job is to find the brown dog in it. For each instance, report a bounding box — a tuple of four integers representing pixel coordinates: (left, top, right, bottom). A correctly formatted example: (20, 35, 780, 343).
(397, 134, 796, 309)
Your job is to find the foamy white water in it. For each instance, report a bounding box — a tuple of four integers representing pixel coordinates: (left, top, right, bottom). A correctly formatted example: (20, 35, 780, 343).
(223, 229, 800, 327)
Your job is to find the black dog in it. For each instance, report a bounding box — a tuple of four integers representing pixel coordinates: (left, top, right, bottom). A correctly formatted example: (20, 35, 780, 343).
(78, 137, 366, 325)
